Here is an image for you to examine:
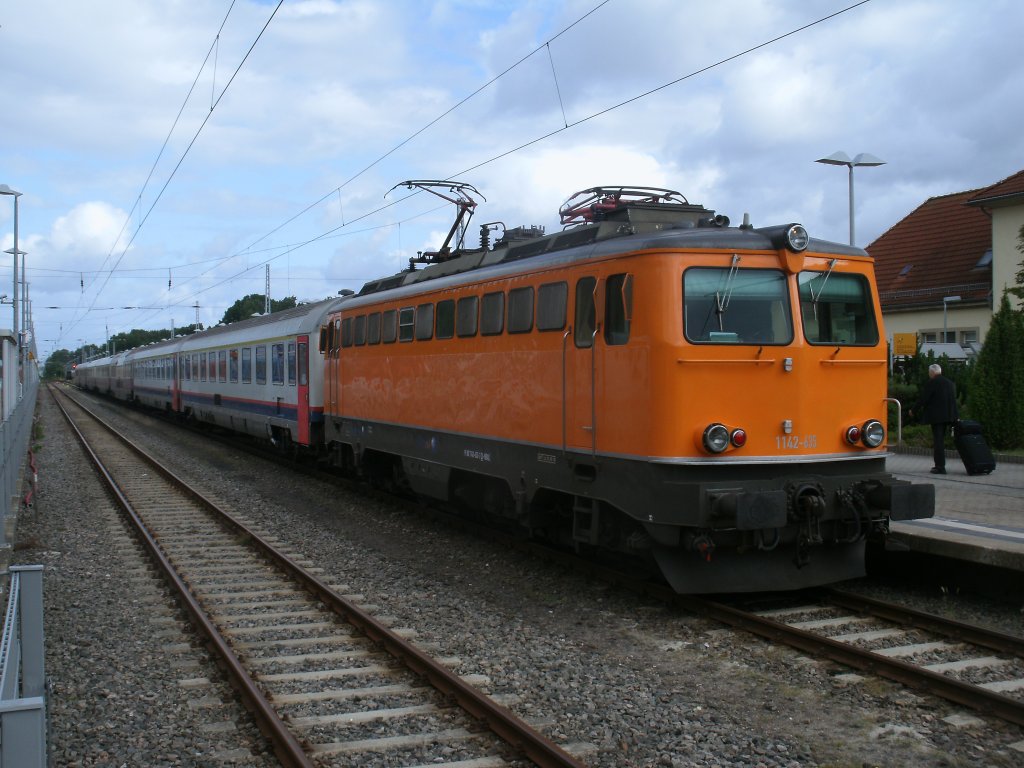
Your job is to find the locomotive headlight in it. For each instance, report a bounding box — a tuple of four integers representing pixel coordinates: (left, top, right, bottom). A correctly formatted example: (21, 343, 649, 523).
(730, 429, 747, 448)
(845, 425, 862, 445)
(861, 419, 885, 448)
(785, 224, 809, 252)
(702, 423, 730, 454)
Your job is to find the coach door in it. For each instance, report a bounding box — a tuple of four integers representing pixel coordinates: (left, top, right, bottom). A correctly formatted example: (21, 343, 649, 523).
(566, 276, 600, 457)
(296, 335, 311, 445)
(171, 353, 181, 412)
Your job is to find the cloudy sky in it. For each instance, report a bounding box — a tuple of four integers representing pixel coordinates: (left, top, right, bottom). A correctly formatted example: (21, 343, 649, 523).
(2, 0, 1022, 362)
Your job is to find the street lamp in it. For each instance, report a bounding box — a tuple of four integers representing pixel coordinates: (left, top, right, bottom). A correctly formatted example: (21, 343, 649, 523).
(0, 185, 21, 346)
(943, 295, 961, 343)
(815, 152, 886, 246)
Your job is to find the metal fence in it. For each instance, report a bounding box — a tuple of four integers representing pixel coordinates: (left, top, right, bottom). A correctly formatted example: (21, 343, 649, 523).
(0, 370, 38, 547)
(0, 565, 46, 767)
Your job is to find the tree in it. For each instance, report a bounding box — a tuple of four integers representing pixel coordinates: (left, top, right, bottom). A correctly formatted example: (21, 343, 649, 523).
(220, 294, 297, 325)
(967, 293, 1024, 449)
(43, 348, 75, 379)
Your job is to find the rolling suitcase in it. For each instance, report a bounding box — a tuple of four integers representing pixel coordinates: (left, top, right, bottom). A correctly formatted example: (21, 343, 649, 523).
(954, 420, 996, 475)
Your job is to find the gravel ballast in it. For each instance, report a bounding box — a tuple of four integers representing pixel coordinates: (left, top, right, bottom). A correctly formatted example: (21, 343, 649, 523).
(12, 387, 1024, 767)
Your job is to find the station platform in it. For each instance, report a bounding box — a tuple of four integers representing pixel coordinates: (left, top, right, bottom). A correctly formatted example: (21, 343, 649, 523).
(886, 449, 1024, 572)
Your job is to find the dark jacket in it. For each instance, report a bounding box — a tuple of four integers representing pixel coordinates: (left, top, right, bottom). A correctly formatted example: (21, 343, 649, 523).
(914, 375, 959, 424)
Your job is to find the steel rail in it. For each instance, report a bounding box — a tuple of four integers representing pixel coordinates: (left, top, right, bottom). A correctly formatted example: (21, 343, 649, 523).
(53, 384, 587, 768)
(826, 588, 1024, 657)
(50, 386, 315, 768)
(671, 594, 1024, 728)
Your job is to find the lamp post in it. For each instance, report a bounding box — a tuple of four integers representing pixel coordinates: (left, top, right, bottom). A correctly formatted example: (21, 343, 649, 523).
(815, 152, 886, 246)
(0, 185, 21, 346)
(943, 295, 961, 344)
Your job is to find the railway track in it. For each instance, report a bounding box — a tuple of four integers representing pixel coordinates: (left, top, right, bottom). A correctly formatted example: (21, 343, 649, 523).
(674, 589, 1024, 727)
(51, 384, 587, 768)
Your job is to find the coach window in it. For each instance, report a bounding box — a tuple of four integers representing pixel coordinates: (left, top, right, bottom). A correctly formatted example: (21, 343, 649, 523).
(537, 282, 568, 331)
(508, 287, 534, 334)
(217, 350, 226, 382)
(272, 343, 285, 385)
(200, 352, 208, 382)
(604, 273, 633, 345)
(399, 307, 415, 342)
(481, 291, 504, 336)
(229, 349, 239, 382)
(683, 267, 793, 344)
(241, 347, 252, 383)
(415, 303, 434, 341)
(436, 299, 455, 339)
(287, 341, 296, 385)
(367, 312, 381, 344)
(382, 309, 398, 343)
(341, 317, 353, 348)
(574, 277, 597, 347)
(298, 341, 309, 386)
(256, 346, 267, 385)
(354, 315, 366, 346)
(798, 271, 878, 346)
(456, 296, 478, 337)
(209, 352, 217, 381)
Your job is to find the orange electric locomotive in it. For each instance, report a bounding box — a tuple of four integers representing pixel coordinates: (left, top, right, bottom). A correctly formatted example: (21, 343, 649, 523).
(320, 183, 934, 593)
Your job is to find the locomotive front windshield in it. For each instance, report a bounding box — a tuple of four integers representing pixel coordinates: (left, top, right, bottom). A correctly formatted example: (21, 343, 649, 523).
(683, 267, 793, 345)
(798, 271, 879, 346)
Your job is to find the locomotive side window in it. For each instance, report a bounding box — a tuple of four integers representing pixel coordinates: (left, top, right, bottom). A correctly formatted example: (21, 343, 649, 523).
(456, 296, 478, 337)
(256, 346, 267, 385)
(508, 287, 534, 334)
(604, 273, 632, 345)
(574, 277, 597, 348)
(354, 315, 367, 346)
(287, 342, 296, 384)
(537, 282, 568, 331)
(367, 312, 381, 344)
(241, 347, 252, 383)
(341, 317, 353, 348)
(382, 310, 398, 343)
(683, 268, 793, 345)
(798, 271, 879, 346)
(332, 318, 342, 356)
(415, 303, 434, 341)
(272, 343, 285, 385)
(229, 349, 239, 383)
(481, 291, 504, 336)
(436, 299, 455, 339)
(399, 307, 415, 342)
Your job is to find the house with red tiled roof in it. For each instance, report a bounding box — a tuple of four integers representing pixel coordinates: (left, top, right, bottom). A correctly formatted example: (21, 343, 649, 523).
(867, 169, 1024, 354)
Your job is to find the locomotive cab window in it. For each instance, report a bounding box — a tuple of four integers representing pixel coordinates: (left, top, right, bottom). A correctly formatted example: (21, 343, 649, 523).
(605, 273, 632, 345)
(683, 267, 793, 345)
(341, 317, 353, 348)
(574, 277, 597, 348)
(798, 271, 879, 346)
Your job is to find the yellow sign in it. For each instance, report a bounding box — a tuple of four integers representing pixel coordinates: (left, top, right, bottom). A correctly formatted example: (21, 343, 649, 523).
(893, 333, 917, 356)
